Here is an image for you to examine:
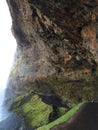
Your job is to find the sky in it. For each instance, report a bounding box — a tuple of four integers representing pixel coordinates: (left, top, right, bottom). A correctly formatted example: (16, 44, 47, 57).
(0, 0, 17, 88)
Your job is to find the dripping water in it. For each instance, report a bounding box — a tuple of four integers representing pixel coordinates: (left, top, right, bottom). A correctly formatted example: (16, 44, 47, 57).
(0, 0, 16, 121)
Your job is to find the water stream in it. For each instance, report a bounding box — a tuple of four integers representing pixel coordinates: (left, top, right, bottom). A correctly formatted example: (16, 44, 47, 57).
(0, 0, 16, 122)
(0, 1, 30, 129)
(0, 88, 10, 121)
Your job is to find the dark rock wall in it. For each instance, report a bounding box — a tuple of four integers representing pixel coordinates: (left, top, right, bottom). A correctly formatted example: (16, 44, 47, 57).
(7, 0, 98, 72)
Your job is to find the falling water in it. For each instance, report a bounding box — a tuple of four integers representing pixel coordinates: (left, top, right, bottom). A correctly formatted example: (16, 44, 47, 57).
(0, 0, 17, 121)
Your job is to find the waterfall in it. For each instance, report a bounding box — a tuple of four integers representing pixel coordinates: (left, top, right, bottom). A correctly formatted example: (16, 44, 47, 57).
(0, 0, 17, 121)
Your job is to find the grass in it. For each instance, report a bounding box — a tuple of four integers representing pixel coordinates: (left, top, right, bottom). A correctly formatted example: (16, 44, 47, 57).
(37, 102, 83, 130)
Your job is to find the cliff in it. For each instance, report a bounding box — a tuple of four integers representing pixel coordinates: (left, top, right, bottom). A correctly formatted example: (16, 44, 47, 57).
(6, 0, 98, 129)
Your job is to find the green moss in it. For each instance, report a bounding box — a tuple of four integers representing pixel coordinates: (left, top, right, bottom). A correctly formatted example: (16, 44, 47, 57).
(13, 94, 26, 106)
(8, 65, 98, 129)
(9, 56, 22, 79)
(58, 107, 67, 116)
(37, 102, 83, 130)
(12, 94, 53, 129)
(34, 73, 98, 105)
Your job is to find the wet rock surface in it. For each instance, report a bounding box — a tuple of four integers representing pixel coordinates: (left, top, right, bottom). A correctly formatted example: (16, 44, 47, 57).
(5, 0, 98, 129)
(0, 113, 26, 130)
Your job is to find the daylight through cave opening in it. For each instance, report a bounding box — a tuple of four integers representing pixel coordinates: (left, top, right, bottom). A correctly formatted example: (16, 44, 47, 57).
(0, 1, 17, 88)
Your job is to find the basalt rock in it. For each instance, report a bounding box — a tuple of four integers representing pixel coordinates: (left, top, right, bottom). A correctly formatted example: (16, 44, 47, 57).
(5, 0, 98, 129)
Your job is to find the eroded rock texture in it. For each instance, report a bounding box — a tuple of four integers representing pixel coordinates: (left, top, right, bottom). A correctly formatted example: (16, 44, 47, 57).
(6, 0, 98, 129)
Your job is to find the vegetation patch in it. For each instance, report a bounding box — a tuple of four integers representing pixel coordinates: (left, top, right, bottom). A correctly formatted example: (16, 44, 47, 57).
(11, 94, 53, 128)
(9, 56, 23, 79)
(34, 73, 98, 105)
(37, 102, 83, 130)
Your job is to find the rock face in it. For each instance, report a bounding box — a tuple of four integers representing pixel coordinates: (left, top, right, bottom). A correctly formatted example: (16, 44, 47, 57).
(5, 0, 98, 129)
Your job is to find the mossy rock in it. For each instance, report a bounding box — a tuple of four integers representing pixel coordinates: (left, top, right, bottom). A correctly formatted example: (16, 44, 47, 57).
(37, 102, 83, 130)
(9, 56, 23, 79)
(34, 73, 98, 105)
(12, 94, 53, 129)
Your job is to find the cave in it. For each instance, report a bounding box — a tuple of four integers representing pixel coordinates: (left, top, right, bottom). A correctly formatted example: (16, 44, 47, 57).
(0, 0, 98, 130)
